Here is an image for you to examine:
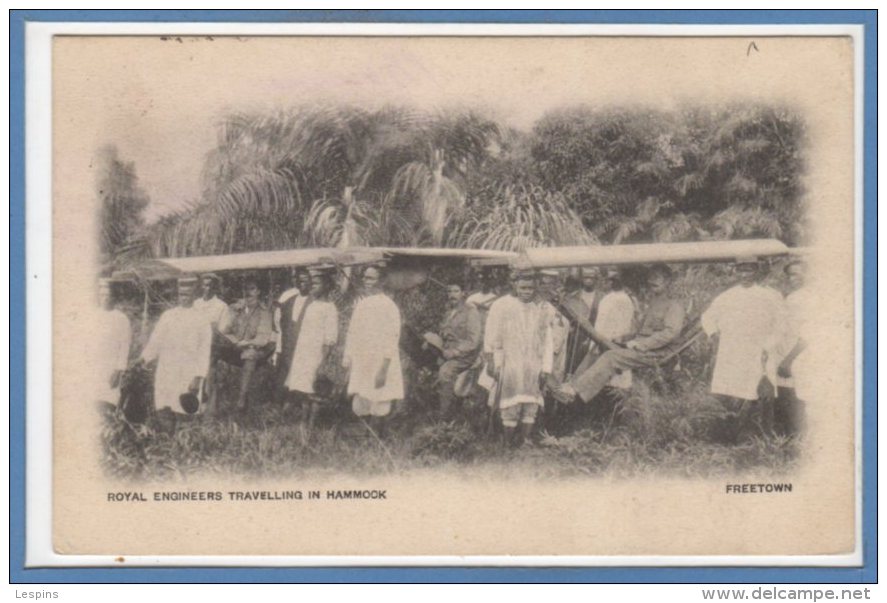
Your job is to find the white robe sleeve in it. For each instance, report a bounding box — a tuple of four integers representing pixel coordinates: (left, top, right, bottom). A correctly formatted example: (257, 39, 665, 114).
(194, 321, 213, 378)
(380, 298, 401, 361)
(140, 313, 167, 363)
(541, 315, 554, 374)
(113, 313, 132, 371)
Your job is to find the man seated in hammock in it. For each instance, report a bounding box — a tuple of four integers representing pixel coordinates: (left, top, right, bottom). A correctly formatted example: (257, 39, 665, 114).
(554, 265, 685, 405)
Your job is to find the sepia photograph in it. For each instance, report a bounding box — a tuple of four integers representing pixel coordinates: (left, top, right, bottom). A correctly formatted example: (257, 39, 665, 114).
(33, 27, 862, 562)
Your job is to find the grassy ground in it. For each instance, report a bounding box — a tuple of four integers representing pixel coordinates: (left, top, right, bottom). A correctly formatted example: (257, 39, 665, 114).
(100, 375, 803, 482)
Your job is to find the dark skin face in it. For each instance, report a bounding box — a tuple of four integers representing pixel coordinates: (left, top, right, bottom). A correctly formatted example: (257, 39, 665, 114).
(581, 272, 598, 292)
(297, 272, 312, 295)
(514, 278, 536, 303)
(735, 264, 759, 287)
(177, 286, 196, 308)
(363, 267, 382, 294)
(200, 276, 218, 300)
(310, 275, 332, 298)
(646, 273, 668, 296)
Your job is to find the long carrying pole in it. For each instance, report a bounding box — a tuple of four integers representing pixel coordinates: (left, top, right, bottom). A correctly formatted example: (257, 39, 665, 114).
(550, 296, 622, 352)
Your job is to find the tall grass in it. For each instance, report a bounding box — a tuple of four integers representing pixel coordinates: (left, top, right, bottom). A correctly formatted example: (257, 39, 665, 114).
(100, 371, 801, 483)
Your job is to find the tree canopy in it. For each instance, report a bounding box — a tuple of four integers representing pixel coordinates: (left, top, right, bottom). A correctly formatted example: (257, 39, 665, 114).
(109, 102, 808, 264)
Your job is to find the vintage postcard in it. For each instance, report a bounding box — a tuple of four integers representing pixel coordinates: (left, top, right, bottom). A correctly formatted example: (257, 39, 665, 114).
(42, 30, 859, 562)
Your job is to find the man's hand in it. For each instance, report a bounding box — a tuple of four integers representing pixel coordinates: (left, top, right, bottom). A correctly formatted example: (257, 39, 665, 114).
(777, 358, 793, 379)
(374, 364, 388, 389)
(443, 349, 458, 360)
(188, 376, 202, 394)
(109, 370, 122, 389)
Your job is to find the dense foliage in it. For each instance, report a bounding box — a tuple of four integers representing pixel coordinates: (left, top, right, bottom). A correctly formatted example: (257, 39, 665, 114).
(101, 102, 807, 268)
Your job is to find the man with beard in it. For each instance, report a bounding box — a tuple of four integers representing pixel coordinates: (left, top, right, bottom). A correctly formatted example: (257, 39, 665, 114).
(425, 279, 482, 419)
(702, 258, 786, 439)
(484, 269, 553, 447)
(281, 264, 339, 436)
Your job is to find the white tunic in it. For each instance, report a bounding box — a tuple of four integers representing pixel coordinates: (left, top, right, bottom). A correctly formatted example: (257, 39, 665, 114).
(96, 308, 132, 403)
(193, 296, 229, 328)
(343, 293, 404, 402)
(284, 300, 339, 394)
(595, 290, 636, 389)
(140, 305, 212, 414)
(484, 295, 553, 409)
(702, 284, 786, 400)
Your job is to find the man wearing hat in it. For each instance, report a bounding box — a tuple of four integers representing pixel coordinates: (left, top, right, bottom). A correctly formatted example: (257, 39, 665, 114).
(555, 264, 685, 405)
(484, 267, 554, 447)
(139, 275, 212, 416)
(343, 262, 405, 431)
(701, 257, 786, 438)
(280, 264, 339, 434)
(95, 278, 133, 405)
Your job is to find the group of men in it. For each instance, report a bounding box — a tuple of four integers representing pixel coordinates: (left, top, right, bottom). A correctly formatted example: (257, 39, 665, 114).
(96, 254, 810, 445)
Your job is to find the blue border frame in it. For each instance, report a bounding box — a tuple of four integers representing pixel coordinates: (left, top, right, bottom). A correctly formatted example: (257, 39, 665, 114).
(9, 9, 877, 584)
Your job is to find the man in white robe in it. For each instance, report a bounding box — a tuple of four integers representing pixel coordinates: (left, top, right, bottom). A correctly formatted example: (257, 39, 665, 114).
(140, 276, 212, 417)
(96, 278, 132, 405)
(484, 271, 553, 447)
(273, 268, 312, 403)
(282, 265, 339, 434)
(343, 264, 404, 431)
(702, 258, 786, 437)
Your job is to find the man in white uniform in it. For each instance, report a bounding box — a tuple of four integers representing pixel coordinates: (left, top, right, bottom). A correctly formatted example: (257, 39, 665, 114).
(282, 265, 339, 435)
(701, 257, 786, 438)
(484, 270, 553, 447)
(343, 263, 404, 432)
(96, 278, 132, 406)
(139, 276, 212, 419)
